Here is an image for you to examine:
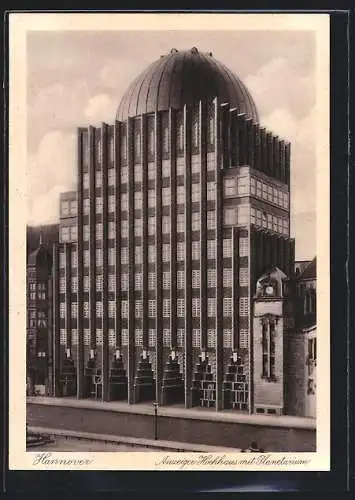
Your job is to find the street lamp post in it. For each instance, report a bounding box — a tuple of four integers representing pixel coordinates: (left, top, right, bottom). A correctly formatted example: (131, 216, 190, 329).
(153, 401, 159, 440)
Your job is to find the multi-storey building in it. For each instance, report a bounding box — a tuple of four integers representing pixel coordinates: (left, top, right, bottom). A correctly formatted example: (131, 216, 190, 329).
(49, 47, 314, 416)
(26, 234, 53, 395)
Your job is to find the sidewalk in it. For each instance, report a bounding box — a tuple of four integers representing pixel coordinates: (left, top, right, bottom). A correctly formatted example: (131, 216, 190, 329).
(28, 426, 241, 452)
(27, 396, 316, 430)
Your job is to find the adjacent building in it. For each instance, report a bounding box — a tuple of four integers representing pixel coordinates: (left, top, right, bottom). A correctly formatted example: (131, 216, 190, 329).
(38, 47, 316, 417)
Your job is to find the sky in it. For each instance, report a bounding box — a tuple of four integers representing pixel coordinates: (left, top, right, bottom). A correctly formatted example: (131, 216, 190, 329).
(27, 29, 317, 260)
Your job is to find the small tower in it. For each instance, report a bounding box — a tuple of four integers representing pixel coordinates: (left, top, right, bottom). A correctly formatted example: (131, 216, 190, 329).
(252, 267, 292, 416)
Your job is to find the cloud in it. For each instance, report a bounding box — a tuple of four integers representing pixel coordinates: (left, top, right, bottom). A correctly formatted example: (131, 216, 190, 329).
(84, 94, 116, 124)
(245, 57, 315, 120)
(27, 130, 76, 224)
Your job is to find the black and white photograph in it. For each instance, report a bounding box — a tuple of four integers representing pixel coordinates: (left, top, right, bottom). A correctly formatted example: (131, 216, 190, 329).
(9, 12, 330, 470)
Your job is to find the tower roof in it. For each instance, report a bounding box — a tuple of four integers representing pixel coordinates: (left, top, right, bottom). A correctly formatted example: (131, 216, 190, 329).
(116, 47, 259, 122)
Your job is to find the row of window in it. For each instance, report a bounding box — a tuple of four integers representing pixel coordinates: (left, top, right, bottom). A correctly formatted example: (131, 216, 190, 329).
(28, 291, 46, 301)
(82, 149, 216, 188)
(60, 297, 249, 319)
(28, 283, 46, 291)
(59, 327, 248, 349)
(59, 238, 248, 269)
(60, 267, 249, 294)
(60, 225, 77, 243)
(224, 176, 289, 210)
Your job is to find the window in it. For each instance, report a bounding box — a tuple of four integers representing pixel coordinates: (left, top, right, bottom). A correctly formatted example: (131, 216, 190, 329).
(121, 300, 128, 318)
(60, 302, 65, 318)
(207, 182, 216, 201)
(207, 269, 216, 288)
(208, 116, 214, 145)
(176, 157, 185, 176)
(240, 329, 249, 348)
(163, 299, 170, 317)
(83, 301, 89, 319)
(192, 212, 200, 231)
(71, 277, 78, 293)
(162, 159, 170, 177)
(162, 187, 170, 206)
(192, 298, 200, 317)
(148, 329, 156, 347)
(163, 272, 170, 289)
(121, 274, 128, 291)
(83, 225, 90, 241)
(96, 197, 103, 214)
(148, 163, 155, 180)
(207, 239, 216, 259)
(108, 168, 115, 187)
(144, 245, 153, 264)
(148, 217, 156, 236)
(148, 190, 155, 208)
(223, 239, 232, 258)
(192, 184, 200, 202)
(238, 176, 249, 195)
(121, 193, 128, 211)
(224, 178, 237, 197)
(162, 216, 170, 234)
(83, 328, 90, 345)
(96, 223, 103, 240)
(59, 252, 65, 269)
(83, 198, 90, 215)
(177, 329, 184, 347)
(238, 205, 250, 225)
(121, 329, 129, 345)
(239, 268, 248, 286)
(121, 220, 128, 239)
(148, 272, 155, 290)
(71, 250, 78, 268)
(177, 214, 184, 232)
(239, 297, 249, 316)
(135, 273, 142, 290)
(208, 298, 216, 317)
(148, 300, 156, 317)
(192, 270, 200, 288)
(177, 243, 185, 261)
(250, 177, 256, 195)
(108, 301, 116, 318)
(134, 136, 141, 163)
(134, 191, 142, 210)
(108, 329, 116, 346)
(83, 276, 89, 292)
(71, 328, 78, 345)
(191, 155, 200, 173)
(193, 120, 199, 148)
(177, 186, 185, 204)
(283, 192, 289, 209)
(135, 300, 142, 318)
(60, 329, 67, 345)
(83, 172, 90, 189)
(61, 200, 69, 217)
(223, 268, 232, 287)
(192, 241, 200, 260)
(207, 329, 216, 347)
(59, 277, 66, 293)
(95, 170, 102, 188)
(96, 274, 103, 292)
(256, 181, 262, 198)
(108, 248, 115, 266)
(223, 329, 232, 348)
(108, 275, 115, 292)
(134, 218, 143, 237)
(207, 211, 215, 230)
(192, 329, 201, 348)
(121, 248, 128, 264)
(121, 166, 128, 183)
(60, 226, 69, 242)
(135, 246, 142, 264)
(239, 238, 249, 257)
(134, 164, 142, 182)
(163, 329, 171, 347)
(177, 299, 184, 317)
(135, 329, 143, 346)
(96, 248, 103, 266)
(207, 152, 215, 171)
(224, 208, 236, 226)
(177, 271, 184, 289)
(96, 301, 103, 318)
(262, 319, 276, 380)
(223, 298, 233, 316)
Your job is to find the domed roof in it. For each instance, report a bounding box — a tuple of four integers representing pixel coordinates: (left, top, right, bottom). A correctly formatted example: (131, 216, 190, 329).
(116, 47, 259, 122)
